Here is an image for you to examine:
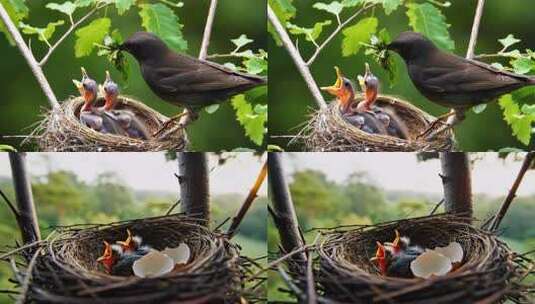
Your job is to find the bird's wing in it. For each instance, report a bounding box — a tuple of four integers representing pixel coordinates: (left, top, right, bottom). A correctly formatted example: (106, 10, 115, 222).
(150, 53, 265, 94)
(420, 54, 526, 94)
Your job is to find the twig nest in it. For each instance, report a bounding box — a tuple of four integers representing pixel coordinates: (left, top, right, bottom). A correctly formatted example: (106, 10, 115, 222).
(14, 215, 241, 303)
(313, 214, 533, 303)
(301, 95, 454, 151)
(34, 96, 187, 151)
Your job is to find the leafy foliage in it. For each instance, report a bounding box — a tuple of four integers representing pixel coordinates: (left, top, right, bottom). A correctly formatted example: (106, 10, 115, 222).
(0, 0, 29, 44)
(406, 2, 454, 51)
(232, 94, 267, 146)
(138, 3, 188, 52)
(19, 20, 65, 44)
(341, 17, 377, 56)
(74, 17, 110, 57)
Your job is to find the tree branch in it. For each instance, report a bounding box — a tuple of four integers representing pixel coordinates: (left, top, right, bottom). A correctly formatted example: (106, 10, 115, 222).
(198, 0, 218, 60)
(226, 160, 267, 238)
(178, 152, 210, 226)
(8, 153, 41, 245)
(268, 153, 307, 271)
(489, 152, 535, 231)
(466, 0, 485, 59)
(306, 3, 375, 66)
(0, 3, 59, 109)
(439, 152, 473, 219)
(267, 4, 327, 109)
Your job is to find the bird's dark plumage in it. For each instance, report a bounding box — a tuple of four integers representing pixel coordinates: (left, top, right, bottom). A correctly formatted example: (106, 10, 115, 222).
(121, 32, 266, 109)
(388, 31, 535, 109)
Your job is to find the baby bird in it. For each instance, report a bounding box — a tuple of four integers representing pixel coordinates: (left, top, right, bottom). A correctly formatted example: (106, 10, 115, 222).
(101, 71, 151, 140)
(74, 68, 103, 131)
(116, 229, 152, 256)
(371, 230, 424, 278)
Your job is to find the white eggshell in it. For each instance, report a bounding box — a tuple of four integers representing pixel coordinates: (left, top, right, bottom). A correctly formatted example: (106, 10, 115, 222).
(434, 242, 463, 264)
(132, 251, 174, 278)
(161, 243, 191, 265)
(410, 250, 452, 279)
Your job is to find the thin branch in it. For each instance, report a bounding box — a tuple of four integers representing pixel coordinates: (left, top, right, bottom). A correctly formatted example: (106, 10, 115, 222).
(489, 152, 535, 231)
(16, 247, 40, 304)
(165, 199, 180, 215)
(0, 188, 20, 219)
(198, 0, 218, 60)
(39, 4, 106, 66)
(267, 4, 327, 109)
(305, 234, 320, 304)
(0, 3, 59, 109)
(466, 0, 485, 59)
(226, 160, 268, 238)
(306, 3, 376, 66)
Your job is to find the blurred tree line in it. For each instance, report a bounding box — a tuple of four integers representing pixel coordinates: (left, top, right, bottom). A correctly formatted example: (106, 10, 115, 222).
(268, 168, 535, 301)
(0, 168, 267, 302)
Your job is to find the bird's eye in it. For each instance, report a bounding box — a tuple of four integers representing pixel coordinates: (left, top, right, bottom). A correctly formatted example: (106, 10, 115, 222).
(344, 81, 350, 88)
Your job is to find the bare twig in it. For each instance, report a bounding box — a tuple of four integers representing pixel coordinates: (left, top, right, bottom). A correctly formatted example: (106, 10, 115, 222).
(489, 152, 535, 231)
(165, 199, 181, 215)
(306, 3, 376, 66)
(305, 234, 319, 304)
(466, 0, 485, 59)
(16, 247, 40, 304)
(198, 0, 218, 60)
(226, 160, 268, 238)
(0, 3, 59, 109)
(267, 4, 327, 109)
(0, 188, 20, 219)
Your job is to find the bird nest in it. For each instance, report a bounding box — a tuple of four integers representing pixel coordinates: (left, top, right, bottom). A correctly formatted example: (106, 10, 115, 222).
(13, 214, 241, 303)
(300, 95, 454, 152)
(307, 214, 533, 304)
(33, 96, 187, 151)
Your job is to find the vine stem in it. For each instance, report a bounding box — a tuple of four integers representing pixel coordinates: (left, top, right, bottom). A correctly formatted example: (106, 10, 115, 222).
(198, 0, 218, 60)
(306, 3, 375, 66)
(466, 0, 485, 59)
(267, 4, 327, 109)
(0, 3, 59, 109)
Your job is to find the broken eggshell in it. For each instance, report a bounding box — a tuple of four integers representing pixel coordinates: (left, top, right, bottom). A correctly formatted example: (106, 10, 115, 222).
(410, 250, 452, 279)
(434, 242, 463, 264)
(161, 243, 191, 265)
(132, 251, 174, 278)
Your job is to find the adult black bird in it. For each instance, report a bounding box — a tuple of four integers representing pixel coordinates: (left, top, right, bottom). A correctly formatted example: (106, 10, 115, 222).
(120, 32, 267, 130)
(388, 31, 535, 136)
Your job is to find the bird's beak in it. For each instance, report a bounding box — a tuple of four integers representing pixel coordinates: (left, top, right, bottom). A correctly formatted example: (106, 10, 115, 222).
(391, 230, 401, 251)
(73, 79, 83, 93)
(81, 67, 89, 79)
(105, 70, 111, 82)
(321, 66, 344, 96)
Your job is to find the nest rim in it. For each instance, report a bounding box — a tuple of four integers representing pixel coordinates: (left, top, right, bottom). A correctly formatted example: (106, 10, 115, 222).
(301, 94, 455, 152)
(312, 214, 532, 303)
(34, 96, 187, 152)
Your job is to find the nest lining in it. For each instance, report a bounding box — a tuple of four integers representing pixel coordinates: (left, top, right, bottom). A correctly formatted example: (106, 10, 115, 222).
(310, 214, 533, 304)
(34, 96, 187, 152)
(301, 95, 455, 152)
(17, 215, 241, 303)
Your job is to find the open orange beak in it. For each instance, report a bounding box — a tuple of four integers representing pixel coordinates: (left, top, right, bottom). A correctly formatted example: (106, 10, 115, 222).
(321, 66, 344, 96)
(117, 229, 136, 252)
(384, 230, 401, 254)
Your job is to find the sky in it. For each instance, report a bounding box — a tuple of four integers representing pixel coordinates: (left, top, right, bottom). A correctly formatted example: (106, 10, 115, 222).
(282, 153, 535, 197)
(0, 153, 267, 196)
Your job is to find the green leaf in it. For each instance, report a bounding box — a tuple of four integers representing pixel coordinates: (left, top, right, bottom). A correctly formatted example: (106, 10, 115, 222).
(268, 0, 296, 45)
(313, 1, 344, 15)
(406, 2, 454, 50)
(341, 17, 377, 57)
(341, 0, 363, 7)
(287, 20, 332, 42)
(232, 94, 267, 146)
(75, 0, 94, 7)
(0, 0, 29, 44)
(231, 34, 253, 49)
(381, 0, 402, 15)
(115, 0, 135, 15)
(498, 34, 521, 50)
(74, 17, 110, 57)
(244, 56, 268, 75)
(511, 57, 534, 74)
(139, 3, 188, 52)
(20, 20, 65, 42)
(0, 144, 17, 152)
(472, 103, 487, 114)
(499, 94, 535, 145)
(46, 2, 77, 16)
(204, 104, 220, 114)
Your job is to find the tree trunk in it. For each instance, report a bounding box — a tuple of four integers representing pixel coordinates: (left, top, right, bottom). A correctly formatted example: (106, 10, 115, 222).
(439, 152, 473, 219)
(268, 153, 306, 268)
(177, 152, 210, 227)
(8, 153, 41, 244)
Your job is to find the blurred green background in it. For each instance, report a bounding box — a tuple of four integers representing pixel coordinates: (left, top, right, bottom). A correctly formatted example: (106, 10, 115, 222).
(0, 0, 267, 151)
(269, 0, 535, 151)
(0, 152, 267, 302)
(267, 153, 535, 301)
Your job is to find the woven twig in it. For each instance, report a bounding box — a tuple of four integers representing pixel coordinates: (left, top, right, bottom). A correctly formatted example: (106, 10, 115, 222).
(33, 96, 187, 152)
(300, 95, 455, 152)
